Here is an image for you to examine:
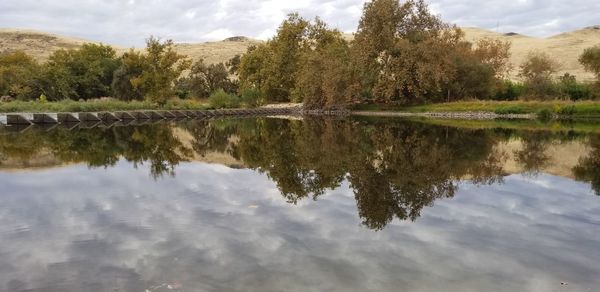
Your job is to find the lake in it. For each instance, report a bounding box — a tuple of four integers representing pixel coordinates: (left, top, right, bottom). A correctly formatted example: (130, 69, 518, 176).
(0, 117, 599, 292)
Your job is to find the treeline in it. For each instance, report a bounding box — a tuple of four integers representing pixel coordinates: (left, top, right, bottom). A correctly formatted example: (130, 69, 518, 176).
(0, 38, 239, 106)
(2, 0, 600, 108)
(235, 0, 600, 109)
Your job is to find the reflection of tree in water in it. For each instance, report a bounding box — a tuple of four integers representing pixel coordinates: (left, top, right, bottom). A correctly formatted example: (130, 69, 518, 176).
(1, 118, 597, 228)
(232, 118, 508, 229)
(574, 134, 600, 196)
(514, 131, 553, 176)
(183, 119, 242, 160)
(0, 124, 192, 179)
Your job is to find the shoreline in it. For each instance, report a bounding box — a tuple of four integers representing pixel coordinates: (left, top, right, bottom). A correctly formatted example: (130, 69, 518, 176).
(351, 111, 535, 120)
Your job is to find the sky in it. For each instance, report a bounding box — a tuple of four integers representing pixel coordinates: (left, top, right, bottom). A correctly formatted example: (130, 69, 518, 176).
(0, 0, 599, 47)
(0, 161, 598, 291)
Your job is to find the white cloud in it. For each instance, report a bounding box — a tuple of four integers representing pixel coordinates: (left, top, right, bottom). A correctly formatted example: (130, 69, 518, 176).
(0, 0, 598, 46)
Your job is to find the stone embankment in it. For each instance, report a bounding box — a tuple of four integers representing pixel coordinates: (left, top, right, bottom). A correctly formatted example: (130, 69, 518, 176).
(0, 106, 304, 126)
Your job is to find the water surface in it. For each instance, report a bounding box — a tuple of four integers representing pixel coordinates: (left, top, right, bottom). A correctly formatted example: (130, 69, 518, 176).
(0, 117, 599, 292)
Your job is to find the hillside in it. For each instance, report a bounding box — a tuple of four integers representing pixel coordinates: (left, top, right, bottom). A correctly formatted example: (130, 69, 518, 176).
(1, 27, 600, 80)
(0, 28, 262, 64)
(462, 26, 600, 81)
(0, 28, 93, 61)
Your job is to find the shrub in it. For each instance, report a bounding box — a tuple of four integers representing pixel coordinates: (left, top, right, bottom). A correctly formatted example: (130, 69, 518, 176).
(536, 108, 553, 121)
(493, 80, 524, 100)
(208, 89, 241, 109)
(239, 87, 261, 107)
(553, 104, 576, 116)
(556, 73, 596, 100)
(519, 51, 560, 100)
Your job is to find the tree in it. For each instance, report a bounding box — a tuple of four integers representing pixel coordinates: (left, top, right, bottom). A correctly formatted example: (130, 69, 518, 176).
(519, 51, 560, 99)
(135, 37, 191, 105)
(294, 19, 359, 109)
(353, 0, 464, 104)
(111, 50, 146, 101)
(226, 54, 241, 75)
(0, 51, 39, 100)
(238, 44, 272, 104)
(176, 59, 237, 99)
(37, 43, 120, 100)
(473, 38, 512, 79)
(579, 45, 600, 81)
(352, 0, 402, 99)
(238, 13, 309, 102)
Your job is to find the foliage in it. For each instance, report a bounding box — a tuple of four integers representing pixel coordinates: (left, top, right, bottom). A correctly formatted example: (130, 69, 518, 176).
(176, 59, 237, 99)
(226, 54, 241, 75)
(37, 43, 121, 101)
(294, 19, 359, 109)
(0, 51, 39, 100)
(0, 98, 207, 113)
(519, 51, 560, 99)
(493, 80, 525, 101)
(238, 14, 310, 103)
(133, 37, 191, 105)
(239, 87, 261, 107)
(557, 73, 597, 100)
(111, 50, 146, 101)
(579, 45, 600, 81)
(208, 89, 241, 109)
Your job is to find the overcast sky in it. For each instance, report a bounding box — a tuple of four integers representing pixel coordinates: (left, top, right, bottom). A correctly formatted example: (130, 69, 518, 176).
(1, 0, 599, 47)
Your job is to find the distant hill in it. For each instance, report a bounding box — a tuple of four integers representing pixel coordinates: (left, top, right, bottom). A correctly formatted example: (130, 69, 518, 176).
(0, 28, 92, 61)
(462, 26, 600, 81)
(0, 28, 262, 64)
(2, 26, 600, 80)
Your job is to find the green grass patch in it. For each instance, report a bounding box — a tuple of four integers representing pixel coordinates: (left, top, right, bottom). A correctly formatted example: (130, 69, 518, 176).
(352, 100, 600, 118)
(0, 99, 210, 113)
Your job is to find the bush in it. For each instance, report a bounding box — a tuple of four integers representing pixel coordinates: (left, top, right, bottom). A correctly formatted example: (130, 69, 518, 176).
(556, 74, 597, 100)
(552, 104, 575, 116)
(239, 87, 261, 107)
(493, 80, 525, 101)
(537, 108, 553, 121)
(208, 89, 241, 109)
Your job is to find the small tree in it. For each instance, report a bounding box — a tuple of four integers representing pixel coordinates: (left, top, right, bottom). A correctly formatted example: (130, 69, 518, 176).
(579, 45, 600, 81)
(238, 13, 309, 103)
(176, 59, 237, 99)
(111, 50, 147, 101)
(0, 51, 39, 100)
(136, 37, 191, 105)
(37, 43, 120, 100)
(519, 51, 560, 99)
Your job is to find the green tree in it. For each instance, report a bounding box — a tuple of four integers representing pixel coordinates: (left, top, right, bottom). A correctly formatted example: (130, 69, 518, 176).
(37, 43, 120, 100)
(0, 51, 39, 100)
(294, 19, 359, 109)
(176, 59, 237, 98)
(353, 0, 463, 104)
(519, 51, 560, 99)
(579, 45, 600, 82)
(238, 13, 309, 102)
(111, 50, 146, 101)
(226, 54, 241, 75)
(352, 0, 401, 99)
(135, 37, 191, 105)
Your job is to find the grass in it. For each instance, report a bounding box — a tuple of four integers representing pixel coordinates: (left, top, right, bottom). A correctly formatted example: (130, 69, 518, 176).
(352, 100, 600, 118)
(0, 99, 210, 113)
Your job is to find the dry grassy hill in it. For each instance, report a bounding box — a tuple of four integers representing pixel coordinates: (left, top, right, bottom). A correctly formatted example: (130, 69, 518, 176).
(0, 28, 93, 61)
(0, 28, 262, 64)
(1, 27, 600, 80)
(462, 26, 600, 81)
